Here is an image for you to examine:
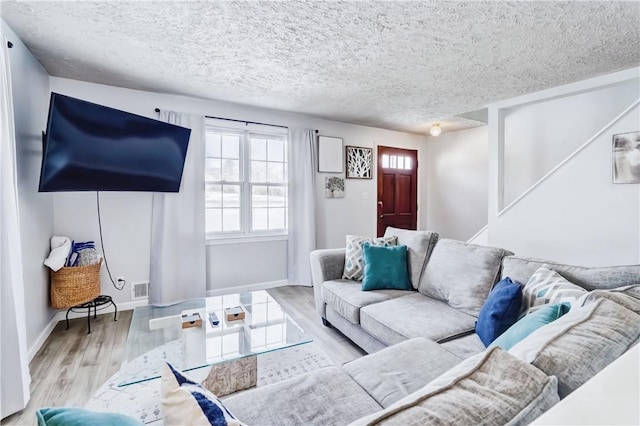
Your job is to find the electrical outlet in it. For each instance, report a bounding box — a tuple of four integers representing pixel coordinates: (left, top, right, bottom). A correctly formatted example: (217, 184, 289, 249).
(115, 276, 126, 288)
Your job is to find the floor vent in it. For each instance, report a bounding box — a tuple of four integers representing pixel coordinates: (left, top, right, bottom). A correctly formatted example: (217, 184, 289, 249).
(131, 281, 149, 300)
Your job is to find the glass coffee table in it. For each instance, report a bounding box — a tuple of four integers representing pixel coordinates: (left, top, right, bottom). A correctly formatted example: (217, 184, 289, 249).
(119, 290, 312, 395)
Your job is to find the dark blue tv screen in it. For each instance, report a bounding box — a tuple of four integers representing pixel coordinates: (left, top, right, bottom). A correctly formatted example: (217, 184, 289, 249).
(39, 93, 191, 192)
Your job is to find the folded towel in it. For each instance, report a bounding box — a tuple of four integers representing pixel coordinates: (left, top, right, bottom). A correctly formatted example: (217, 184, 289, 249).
(44, 236, 72, 271)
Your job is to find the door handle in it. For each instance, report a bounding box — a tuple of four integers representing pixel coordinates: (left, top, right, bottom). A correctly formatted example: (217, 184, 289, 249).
(377, 201, 383, 208)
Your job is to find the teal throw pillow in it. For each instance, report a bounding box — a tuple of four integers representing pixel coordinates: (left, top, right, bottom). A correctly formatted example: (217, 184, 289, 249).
(36, 407, 142, 426)
(489, 303, 570, 351)
(362, 244, 411, 291)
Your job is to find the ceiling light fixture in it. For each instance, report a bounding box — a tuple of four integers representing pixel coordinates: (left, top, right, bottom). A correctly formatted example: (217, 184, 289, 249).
(430, 123, 442, 137)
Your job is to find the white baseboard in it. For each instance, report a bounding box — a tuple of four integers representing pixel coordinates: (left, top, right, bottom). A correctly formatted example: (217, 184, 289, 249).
(56, 299, 149, 321)
(206, 279, 289, 297)
(27, 299, 149, 362)
(28, 314, 59, 362)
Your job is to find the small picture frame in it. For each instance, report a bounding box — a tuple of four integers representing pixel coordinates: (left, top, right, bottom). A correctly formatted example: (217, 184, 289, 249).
(318, 136, 343, 173)
(345, 146, 373, 179)
(325, 177, 345, 198)
(613, 131, 640, 184)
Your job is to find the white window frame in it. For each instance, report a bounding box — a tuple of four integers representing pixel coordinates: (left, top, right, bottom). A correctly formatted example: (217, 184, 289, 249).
(205, 125, 288, 244)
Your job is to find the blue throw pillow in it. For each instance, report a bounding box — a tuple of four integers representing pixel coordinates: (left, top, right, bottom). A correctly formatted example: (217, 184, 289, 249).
(475, 277, 523, 347)
(36, 407, 142, 426)
(361, 244, 411, 291)
(490, 303, 571, 351)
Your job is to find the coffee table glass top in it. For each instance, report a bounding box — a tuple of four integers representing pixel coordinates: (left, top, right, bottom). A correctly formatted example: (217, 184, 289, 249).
(119, 290, 312, 386)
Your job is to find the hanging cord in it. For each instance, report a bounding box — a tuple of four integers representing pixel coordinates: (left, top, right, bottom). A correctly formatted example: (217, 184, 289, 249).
(97, 192, 125, 291)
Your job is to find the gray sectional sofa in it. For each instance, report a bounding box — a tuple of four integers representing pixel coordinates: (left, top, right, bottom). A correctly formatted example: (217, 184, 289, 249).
(221, 228, 640, 425)
(310, 227, 638, 359)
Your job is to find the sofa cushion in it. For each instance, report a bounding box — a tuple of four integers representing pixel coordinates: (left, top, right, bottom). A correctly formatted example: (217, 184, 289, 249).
(343, 235, 397, 281)
(351, 347, 559, 426)
(362, 244, 412, 291)
(576, 284, 640, 314)
(475, 277, 523, 346)
(502, 256, 640, 291)
(224, 366, 382, 426)
(360, 293, 477, 345)
(322, 280, 414, 324)
(521, 266, 587, 316)
(509, 298, 640, 398)
(490, 303, 570, 351)
(439, 333, 486, 359)
(343, 338, 462, 408)
(418, 239, 513, 316)
(383, 227, 439, 289)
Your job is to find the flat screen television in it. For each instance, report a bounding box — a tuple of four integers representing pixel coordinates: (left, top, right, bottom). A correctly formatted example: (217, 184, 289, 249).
(39, 93, 191, 192)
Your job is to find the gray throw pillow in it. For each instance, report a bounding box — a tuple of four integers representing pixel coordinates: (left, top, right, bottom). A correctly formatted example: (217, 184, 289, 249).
(343, 235, 397, 281)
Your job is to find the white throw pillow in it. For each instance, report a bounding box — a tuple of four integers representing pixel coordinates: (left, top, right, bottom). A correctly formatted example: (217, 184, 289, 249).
(343, 235, 397, 281)
(521, 266, 587, 316)
(161, 363, 245, 426)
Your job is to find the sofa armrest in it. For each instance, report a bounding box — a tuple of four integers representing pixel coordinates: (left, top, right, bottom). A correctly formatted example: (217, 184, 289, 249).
(310, 248, 346, 317)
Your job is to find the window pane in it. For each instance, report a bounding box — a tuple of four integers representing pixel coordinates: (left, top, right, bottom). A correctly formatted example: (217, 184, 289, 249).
(206, 133, 221, 157)
(397, 156, 404, 169)
(251, 138, 267, 161)
(252, 185, 269, 208)
(251, 161, 267, 182)
(222, 185, 240, 208)
(252, 208, 268, 231)
(222, 159, 239, 181)
(222, 208, 240, 232)
(267, 162, 284, 183)
(205, 208, 222, 233)
(205, 184, 222, 208)
(205, 158, 222, 181)
(382, 154, 389, 168)
(269, 186, 286, 207)
(269, 208, 286, 229)
(267, 139, 285, 162)
(405, 156, 412, 170)
(221, 134, 240, 158)
(390, 155, 397, 168)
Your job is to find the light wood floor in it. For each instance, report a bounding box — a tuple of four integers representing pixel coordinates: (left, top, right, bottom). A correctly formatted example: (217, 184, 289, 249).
(2, 286, 364, 425)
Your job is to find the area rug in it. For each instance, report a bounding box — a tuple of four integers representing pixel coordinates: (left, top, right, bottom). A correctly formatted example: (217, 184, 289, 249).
(86, 342, 334, 424)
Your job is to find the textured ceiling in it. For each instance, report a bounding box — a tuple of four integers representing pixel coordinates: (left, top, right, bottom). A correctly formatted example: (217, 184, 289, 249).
(1, 1, 639, 134)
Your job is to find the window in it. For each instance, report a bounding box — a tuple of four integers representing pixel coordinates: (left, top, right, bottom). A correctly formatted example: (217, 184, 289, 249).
(205, 126, 288, 238)
(381, 154, 412, 170)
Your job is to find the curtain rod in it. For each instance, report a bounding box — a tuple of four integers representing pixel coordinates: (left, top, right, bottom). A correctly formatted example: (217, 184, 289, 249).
(154, 108, 288, 130)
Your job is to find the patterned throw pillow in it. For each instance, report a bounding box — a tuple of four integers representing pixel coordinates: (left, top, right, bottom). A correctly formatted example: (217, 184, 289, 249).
(521, 266, 587, 316)
(343, 235, 397, 281)
(161, 363, 245, 426)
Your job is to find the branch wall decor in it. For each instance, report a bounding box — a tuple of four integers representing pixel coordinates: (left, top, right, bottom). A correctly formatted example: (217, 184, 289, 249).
(345, 146, 372, 179)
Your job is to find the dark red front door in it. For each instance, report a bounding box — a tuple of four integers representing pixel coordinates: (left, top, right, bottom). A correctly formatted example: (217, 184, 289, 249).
(377, 146, 418, 237)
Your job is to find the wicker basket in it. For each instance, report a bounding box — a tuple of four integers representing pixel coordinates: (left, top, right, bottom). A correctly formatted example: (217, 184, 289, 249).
(50, 259, 102, 309)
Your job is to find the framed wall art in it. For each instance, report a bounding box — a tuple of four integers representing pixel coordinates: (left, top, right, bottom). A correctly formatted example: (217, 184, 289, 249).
(317, 136, 343, 173)
(345, 146, 372, 179)
(613, 131, 640, 184)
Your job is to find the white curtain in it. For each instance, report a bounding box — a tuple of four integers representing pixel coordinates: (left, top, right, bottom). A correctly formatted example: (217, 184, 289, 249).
(287, 129, 317, 286)
(0, 34, 31, 418)
(149, 111, 206, 305)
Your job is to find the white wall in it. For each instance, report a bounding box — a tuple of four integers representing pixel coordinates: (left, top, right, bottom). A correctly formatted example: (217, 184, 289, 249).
(488, 68, 640, 266)
(503, 79, 640, 207)
(49, 77, 428, 301)
(2, 22, 55, 355)
(425, 126, 488, 241)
